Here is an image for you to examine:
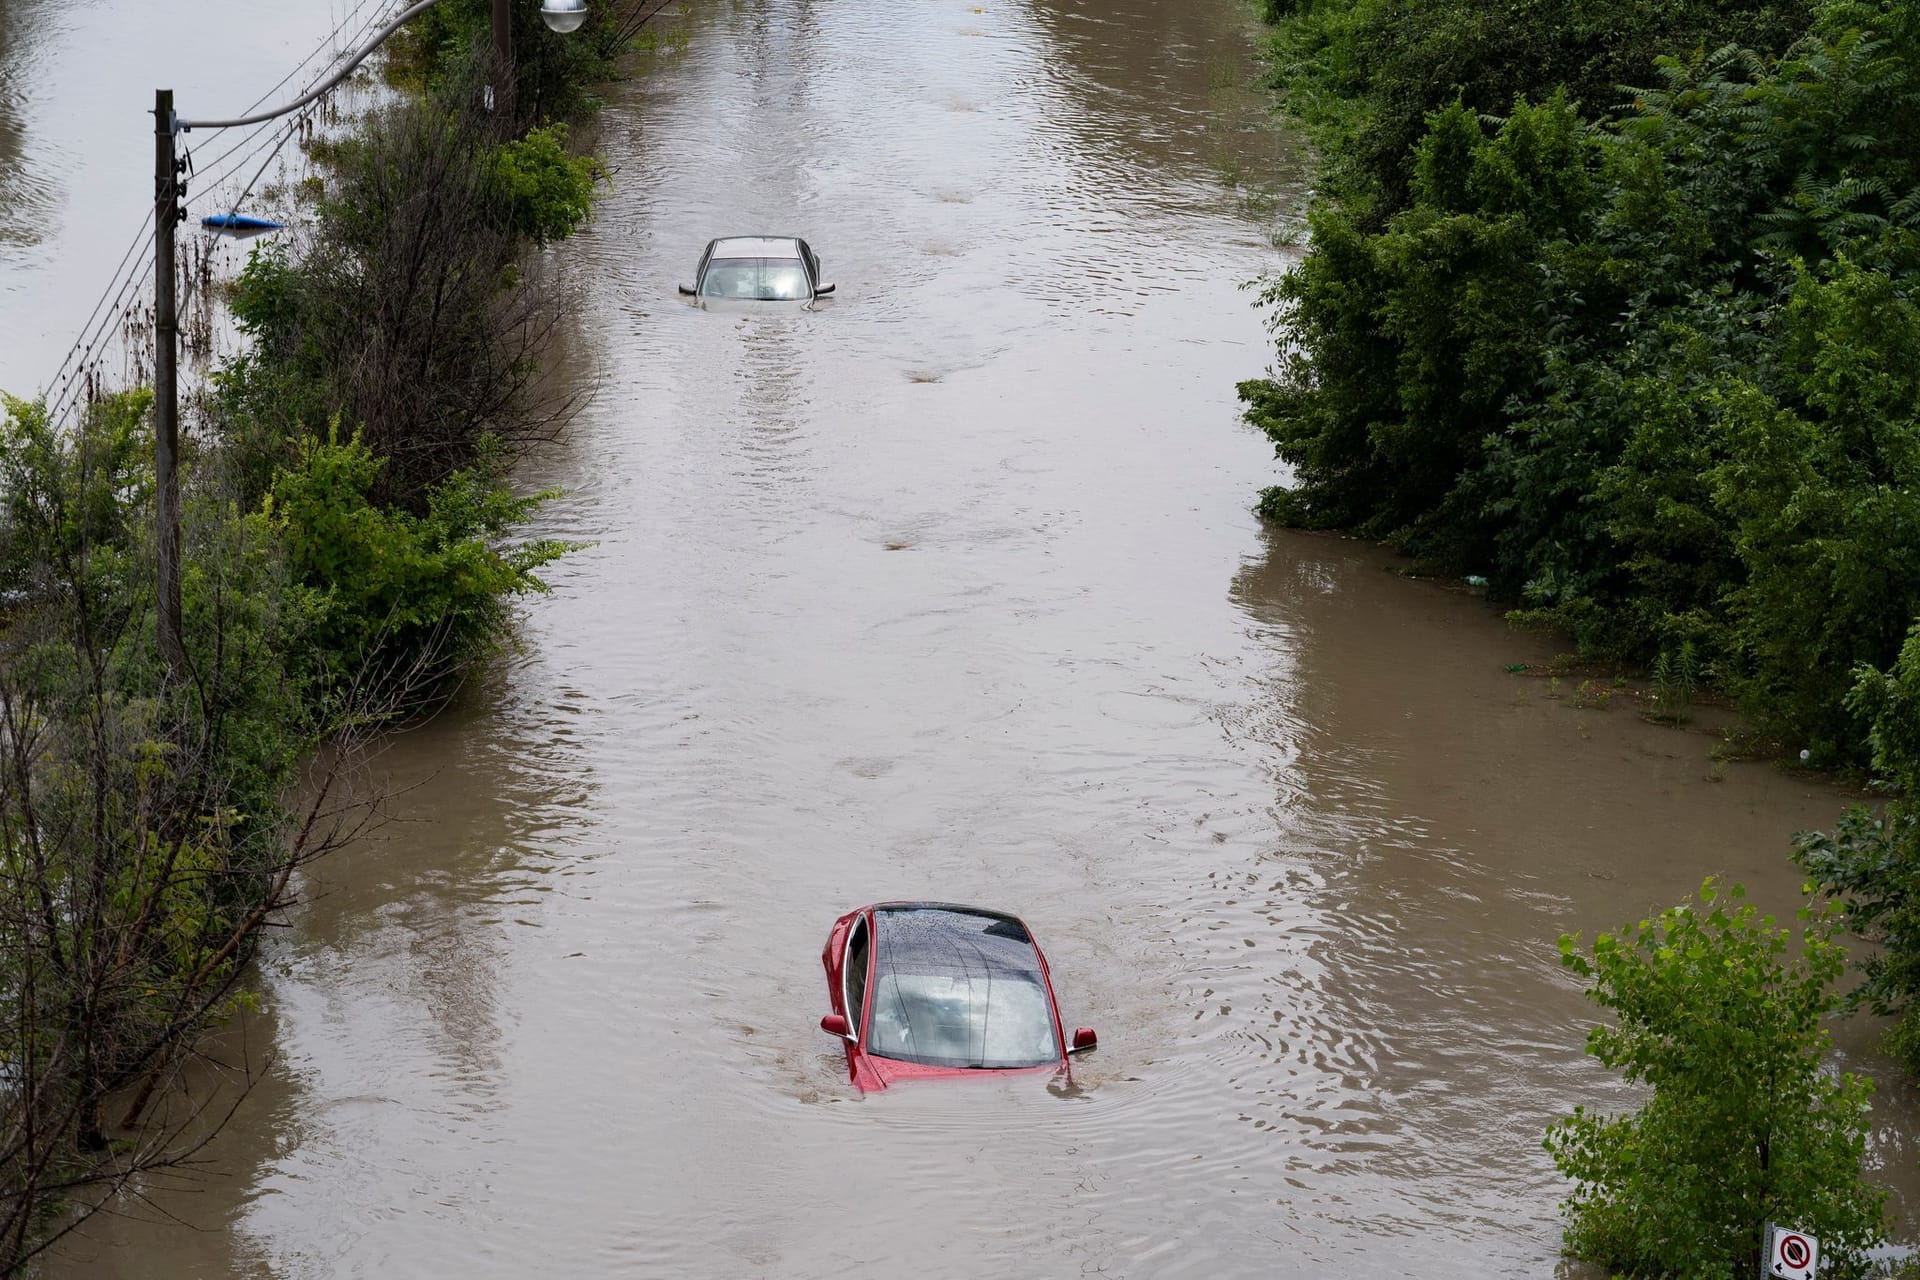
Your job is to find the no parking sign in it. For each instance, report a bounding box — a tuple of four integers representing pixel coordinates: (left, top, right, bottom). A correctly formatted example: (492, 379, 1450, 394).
(1766, 1223, 1820, 1280)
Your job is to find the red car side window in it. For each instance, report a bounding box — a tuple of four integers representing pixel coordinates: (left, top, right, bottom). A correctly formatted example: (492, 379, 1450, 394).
(845, 918, 870, 1039)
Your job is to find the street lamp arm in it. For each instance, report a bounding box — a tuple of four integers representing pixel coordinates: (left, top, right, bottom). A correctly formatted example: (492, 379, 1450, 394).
(178, 0, 443, 131)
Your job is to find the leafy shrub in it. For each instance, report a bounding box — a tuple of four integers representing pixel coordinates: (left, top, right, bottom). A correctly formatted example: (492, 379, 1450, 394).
(489, 124, 607, 244)
(263, 427, 572, 700)
(1548, 879, 1884, 1278)
(0, 390, 151, 621)
(1796, 627, 1920, 1069)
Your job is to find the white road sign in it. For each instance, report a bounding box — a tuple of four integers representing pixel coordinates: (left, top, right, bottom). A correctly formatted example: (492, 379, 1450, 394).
(1767, 1223, 1820, 1280)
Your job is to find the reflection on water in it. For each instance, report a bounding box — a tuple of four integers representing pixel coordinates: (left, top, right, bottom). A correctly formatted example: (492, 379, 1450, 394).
(43, 0, 1920, 1276)
(0, 0, 67, 257)
(1215, 531, 1905, 1273)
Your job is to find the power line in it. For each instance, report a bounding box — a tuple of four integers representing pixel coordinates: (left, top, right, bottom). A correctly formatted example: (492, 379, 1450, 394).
(42, 209, 154, 410)
(182, 0, 392, 220)
(225, 114, 314, 221)
(186, 0, 389, 193)
(187, 0, 387, 175)
(47, 253, 156, 431)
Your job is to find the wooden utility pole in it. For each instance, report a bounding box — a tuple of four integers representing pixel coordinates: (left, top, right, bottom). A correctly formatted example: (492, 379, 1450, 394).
(153, 89, 185, 675)
(493, 0, 514, 120)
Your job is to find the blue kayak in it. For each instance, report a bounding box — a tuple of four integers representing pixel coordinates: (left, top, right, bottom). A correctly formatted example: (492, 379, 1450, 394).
(201, 211, 285, 231)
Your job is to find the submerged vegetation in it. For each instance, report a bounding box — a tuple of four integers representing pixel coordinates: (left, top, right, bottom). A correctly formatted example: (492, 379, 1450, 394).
(0, 3, 627, 1267)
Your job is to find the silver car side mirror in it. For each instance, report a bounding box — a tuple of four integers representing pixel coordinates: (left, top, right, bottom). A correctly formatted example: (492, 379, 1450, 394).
(677, 283, 696, 296)
(814, 281, 835, 296)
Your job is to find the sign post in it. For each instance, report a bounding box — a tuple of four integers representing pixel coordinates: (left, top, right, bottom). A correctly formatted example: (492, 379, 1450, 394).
(1764, 1223, 1820, 1280)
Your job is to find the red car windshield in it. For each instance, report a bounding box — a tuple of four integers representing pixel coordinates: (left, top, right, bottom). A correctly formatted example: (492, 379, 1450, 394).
(865, 908, 1061, 1069)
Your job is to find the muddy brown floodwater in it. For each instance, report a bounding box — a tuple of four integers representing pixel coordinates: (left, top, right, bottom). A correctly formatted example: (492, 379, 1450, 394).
(28, 0, 1920, 1276)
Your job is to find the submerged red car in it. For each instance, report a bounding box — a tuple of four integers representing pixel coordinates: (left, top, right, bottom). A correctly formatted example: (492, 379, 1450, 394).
(819, 902, 1096, 1092)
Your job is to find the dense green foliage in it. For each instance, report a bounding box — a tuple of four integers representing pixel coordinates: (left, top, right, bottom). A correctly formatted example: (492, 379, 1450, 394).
(0, 387, 306, 947)
(490, 124, 608, 244)
(266, 429, 570, 688)
(1257, 0, 1813, 218)
(1547, 880, 1884, 1277)
(1, 392, 308, 819)
(1242, 0, 1920, 763)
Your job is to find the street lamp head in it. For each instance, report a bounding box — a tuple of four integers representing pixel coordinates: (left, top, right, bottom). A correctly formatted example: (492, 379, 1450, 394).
(540, 0, 588, 33)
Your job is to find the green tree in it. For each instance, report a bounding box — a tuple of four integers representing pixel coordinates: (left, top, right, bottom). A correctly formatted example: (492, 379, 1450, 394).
(224, 87, 604, 508)
(0, 393, 344, 1267)
(384, 0, 628, 125)
(1254, 0, 1815, 219)
(1546, 879, 1883, 1278)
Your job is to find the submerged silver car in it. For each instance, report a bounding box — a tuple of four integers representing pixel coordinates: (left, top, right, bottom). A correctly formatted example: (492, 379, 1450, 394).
(678, 236, 836, 303)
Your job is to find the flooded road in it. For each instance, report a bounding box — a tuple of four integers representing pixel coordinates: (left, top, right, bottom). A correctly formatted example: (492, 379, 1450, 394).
(29, 0, 1920, 1276)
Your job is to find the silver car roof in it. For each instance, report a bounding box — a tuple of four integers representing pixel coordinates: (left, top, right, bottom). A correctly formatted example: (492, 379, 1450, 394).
(710, 236, 805, 258)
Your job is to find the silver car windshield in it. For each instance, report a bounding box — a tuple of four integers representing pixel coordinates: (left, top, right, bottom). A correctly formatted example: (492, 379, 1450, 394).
(865, 908, 1061, 1069)
(699, 257, 811, 300)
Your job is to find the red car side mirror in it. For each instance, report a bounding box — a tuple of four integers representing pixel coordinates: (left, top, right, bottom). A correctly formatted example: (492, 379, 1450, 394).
(1070, 1027, 1097, 1054)
(820, 1013, 851, 1039)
